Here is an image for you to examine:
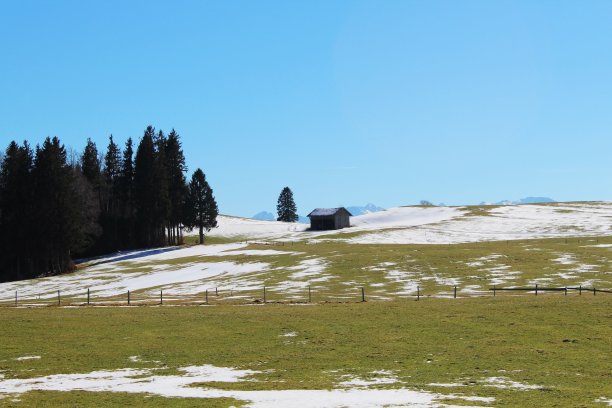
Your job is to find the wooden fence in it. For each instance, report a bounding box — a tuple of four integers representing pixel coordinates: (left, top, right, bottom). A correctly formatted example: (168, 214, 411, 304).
(1, 284, 610, 308)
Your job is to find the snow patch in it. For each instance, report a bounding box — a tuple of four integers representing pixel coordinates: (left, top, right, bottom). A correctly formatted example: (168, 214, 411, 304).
(14, 356, 40, 361)
(595, 397, 612, 406)
(482, 377, 544, 390)
(0, 365, 497, 407)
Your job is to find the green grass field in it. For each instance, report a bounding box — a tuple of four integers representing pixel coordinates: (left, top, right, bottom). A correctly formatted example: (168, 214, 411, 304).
(0, 296, 610, 407)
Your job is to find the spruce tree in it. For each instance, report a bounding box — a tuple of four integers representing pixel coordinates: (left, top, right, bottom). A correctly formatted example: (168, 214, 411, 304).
(134, 127, 157, 246)
(118, 137, 135, 248)
(0, 141, 34, 281)
(165, 129, 188, 244)
(81, 138, 102, 191)
(33, 137, 97, 276)
(276, 186, 298, 222)
(101, 134, 122, 251)
(153, 130, 170, 244)
(184, 169, 218, 244)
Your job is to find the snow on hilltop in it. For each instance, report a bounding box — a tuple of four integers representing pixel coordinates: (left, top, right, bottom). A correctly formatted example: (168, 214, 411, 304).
(1, 201, 610, 301)
(201, 202, 612, 244)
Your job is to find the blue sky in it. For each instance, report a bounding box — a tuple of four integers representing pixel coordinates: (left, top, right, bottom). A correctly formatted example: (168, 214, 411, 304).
(1, 0, 611, 217)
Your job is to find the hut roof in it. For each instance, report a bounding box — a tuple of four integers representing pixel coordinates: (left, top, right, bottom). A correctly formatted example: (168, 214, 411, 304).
(307, 207, 353, 217)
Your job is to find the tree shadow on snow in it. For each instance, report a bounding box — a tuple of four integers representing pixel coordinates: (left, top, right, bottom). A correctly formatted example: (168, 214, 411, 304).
(74, 247, 183, 267)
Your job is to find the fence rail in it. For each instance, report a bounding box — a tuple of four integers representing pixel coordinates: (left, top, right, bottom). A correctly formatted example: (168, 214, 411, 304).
(1, 283, 610, 308)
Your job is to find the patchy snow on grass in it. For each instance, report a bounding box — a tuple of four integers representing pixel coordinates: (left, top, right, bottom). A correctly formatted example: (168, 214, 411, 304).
(595, 397, 612, 406)
(428, 383, 466, 388)
(349, 202, 612, 245)
(552, 254, 576, 265)
(482, 377, 544, 390)
(0, 364, 496, 408)
(14, 356, 41, 361)
(287, 258, 328, 280)
(337, 370, 400, 388)
(0, 253, 270, 301)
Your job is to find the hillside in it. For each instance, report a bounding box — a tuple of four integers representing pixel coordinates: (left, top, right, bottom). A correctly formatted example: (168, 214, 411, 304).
(1, 202, 610, 304)
(204, 201, 612, 244)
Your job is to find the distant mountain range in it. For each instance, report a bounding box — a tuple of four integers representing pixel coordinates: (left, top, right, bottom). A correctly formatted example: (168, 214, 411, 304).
(252, 211, 275, 221)
(252, 203, 386, 223)
(481, 197, 556, 205)
(345, 203, 386, 216)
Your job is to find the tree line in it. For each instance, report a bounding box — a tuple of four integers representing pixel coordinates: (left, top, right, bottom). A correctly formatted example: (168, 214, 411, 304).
(0, 126, 218, 283)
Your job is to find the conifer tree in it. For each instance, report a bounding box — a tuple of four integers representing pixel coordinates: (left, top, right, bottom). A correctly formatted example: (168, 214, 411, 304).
(33, 137, 97, 276)
(276, 186, 298, 222)
(81, 138, 102, 191)
(100, 134, 122, 250)
(134, 127, 158, 246)
(0, 141, 33, 281)
(118, 137, 135, 248)
(184, 169, 218, 244)
(153, 130, 170, 244)
(164, 129, 188, 245)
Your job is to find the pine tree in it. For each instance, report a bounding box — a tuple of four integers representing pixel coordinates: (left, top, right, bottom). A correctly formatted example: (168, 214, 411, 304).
(81, 138, 102, 190)
(134, 127, 158, 247)
(153, 130, 170, 244)
(164, 129, 188, 245)
(103, 135, 121, 191)
(118, 137, 135, 248)
(184, 169, 218, 244)
(276, 186, 298, 222)
(33, 137, 98, 276)
(100, 134, 122, 251)
(0, 141, 34, 281)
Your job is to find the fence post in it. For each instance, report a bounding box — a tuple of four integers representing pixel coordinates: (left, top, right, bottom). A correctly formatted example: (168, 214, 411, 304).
(417, 286, 420, 301)
(15, 290, 17, 306)
(593, 287, 596, 296)
(453, 286, 457, 299)
(87, 288, 90, 305)
(128, 290, 130, 306)
(216, 287, 218, 296)
(263, 287, 266, 304)
(160, 290, 163, 305)
(308, 286, 311, 303)
(493, 286, 496, 297)
(206, 289, 208, 304)
(564, 287, 567, 296)
(58, 290, 61, 306)
(535, 284, 538, 296)
(579, 285, 582, 296)
(361, 287, 365, 302)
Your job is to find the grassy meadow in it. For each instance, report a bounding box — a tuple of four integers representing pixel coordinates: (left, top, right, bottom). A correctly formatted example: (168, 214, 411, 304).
(0, 296, 610, 406)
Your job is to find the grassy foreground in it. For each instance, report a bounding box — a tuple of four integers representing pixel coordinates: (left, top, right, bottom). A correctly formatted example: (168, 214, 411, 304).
(0, 296, 610, 407)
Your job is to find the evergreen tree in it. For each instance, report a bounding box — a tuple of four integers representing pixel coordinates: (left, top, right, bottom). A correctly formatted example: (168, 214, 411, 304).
(184, 169, 218, 244)
(103, 135, 121, 190)
(32, 137, 98, 276)
(134, 126, 158, 247)
(0, 141, 34, 281)
(153, 130, 170, 244)
(164, 129, 188, 245)
(118, 137, 135, 248)
(100, 134, 122, 251)
(81, 138, 102, 190)
(276, 186, 298, 222)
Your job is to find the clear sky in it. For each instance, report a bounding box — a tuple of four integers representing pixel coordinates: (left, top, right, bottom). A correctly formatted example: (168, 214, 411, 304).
(1, 0, 611, 217)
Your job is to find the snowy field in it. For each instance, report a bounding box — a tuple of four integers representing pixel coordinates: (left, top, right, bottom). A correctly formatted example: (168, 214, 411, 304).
(205, 202, 612, 244)
(1, 202, 611, 303)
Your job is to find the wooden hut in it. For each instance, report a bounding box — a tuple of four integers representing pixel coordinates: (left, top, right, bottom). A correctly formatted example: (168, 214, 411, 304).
(307, 208, 352, 230)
